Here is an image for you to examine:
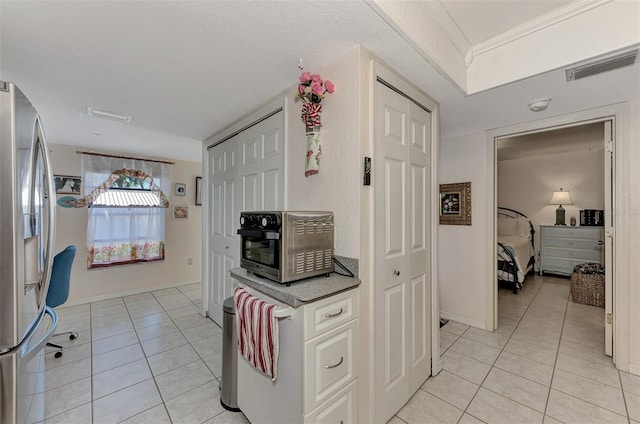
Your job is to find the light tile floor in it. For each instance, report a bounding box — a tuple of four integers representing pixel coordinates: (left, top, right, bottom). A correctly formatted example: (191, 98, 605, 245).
(392, 274, 640, 424)
(42, 277, 640, 424)
(38, 283, 249, 424)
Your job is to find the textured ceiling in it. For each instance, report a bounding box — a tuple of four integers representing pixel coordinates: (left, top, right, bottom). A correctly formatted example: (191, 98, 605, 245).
(1, 1, 638, 162)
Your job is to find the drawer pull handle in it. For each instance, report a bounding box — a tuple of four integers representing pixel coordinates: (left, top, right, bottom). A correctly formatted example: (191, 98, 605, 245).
(324, 308, 344, 318)
(325, 356, 344, 369)
(598, 240, 604, 245)
(393, 270, 400, 276)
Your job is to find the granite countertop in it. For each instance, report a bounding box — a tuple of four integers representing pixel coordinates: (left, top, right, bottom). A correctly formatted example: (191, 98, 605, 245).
(229, 267, 360, 308)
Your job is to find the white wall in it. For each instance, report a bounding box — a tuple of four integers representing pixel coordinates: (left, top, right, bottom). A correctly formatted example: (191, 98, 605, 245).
(438, 133, 490, 328)
(284, 47, 362, 259)
(50, 143, 202, 304)
(498, 148, 605, 255)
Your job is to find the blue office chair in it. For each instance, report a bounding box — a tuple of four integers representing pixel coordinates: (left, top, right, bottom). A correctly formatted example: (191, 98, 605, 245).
(46, 245, 78, 358)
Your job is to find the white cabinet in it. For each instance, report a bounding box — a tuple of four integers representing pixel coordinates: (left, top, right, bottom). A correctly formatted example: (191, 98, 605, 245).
(303, 380, 358, 424)
(303, 293, 358, 417)
(539, 225, 604, 276)
(236, 285, 359, 424)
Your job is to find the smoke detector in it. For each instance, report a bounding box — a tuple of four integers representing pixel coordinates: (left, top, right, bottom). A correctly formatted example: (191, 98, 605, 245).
(566, 49, 638, 82)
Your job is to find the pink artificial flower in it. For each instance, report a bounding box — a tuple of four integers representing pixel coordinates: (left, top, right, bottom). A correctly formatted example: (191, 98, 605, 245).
(324, 80, 335, 94)
(311, 74, 322, 83)
(311, 81, 325, 96)
(298, 85, 306, 96)
(299, 71, 312, 82)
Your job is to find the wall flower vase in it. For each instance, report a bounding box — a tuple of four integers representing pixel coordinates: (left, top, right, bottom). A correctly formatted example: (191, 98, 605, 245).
(301, 102, 323, 178)
(305, 127, 321, 177)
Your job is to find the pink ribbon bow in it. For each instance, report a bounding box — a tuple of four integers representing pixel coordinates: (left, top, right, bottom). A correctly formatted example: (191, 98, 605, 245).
(301, 103, 322, 128)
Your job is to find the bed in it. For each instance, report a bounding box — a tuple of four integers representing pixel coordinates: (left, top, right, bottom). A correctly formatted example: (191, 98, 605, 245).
(497, 207, 535, 293)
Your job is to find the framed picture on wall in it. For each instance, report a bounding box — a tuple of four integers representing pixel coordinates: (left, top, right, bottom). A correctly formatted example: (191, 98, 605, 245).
(195, 177, 202, 206)
(175, 183, 187, 196)
(173, 205, 189, 220)
(54, 175, 82, 195)
(439, 182, 471, 225)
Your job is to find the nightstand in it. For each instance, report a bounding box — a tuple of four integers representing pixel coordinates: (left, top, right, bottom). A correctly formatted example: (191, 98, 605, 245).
(539, 225, 604, 276)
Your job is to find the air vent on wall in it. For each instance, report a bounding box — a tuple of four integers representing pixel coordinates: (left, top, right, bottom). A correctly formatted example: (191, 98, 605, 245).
(566, 49, 638, 81)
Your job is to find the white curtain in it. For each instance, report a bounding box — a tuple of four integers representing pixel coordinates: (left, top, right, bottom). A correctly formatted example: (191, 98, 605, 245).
(81, 154, 171, 268)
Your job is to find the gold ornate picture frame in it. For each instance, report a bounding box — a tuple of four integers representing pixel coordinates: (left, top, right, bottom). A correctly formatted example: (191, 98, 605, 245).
(439, 182, 471, 225)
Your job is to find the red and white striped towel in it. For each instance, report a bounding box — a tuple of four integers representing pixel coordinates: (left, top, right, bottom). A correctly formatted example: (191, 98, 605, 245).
(234, 286, 280, 381)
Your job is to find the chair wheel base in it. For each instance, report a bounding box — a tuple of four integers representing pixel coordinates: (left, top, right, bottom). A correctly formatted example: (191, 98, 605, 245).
(54, 351, 63, 358)
(69, 332, 78, 340)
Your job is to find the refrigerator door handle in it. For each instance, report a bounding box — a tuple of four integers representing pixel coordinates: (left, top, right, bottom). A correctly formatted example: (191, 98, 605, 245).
(33, 118, 57, 310)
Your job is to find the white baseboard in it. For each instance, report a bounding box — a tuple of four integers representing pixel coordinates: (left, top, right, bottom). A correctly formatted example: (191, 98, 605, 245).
(629, 363, 640, 377)
(440, 311, 486, 330)
(62, 279, 201, 308)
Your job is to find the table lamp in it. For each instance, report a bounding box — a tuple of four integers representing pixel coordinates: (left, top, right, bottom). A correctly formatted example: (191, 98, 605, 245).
(549, 188, 573, 225)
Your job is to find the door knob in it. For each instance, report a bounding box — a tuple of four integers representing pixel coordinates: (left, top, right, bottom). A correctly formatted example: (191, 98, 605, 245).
(393, 270, 400, 276)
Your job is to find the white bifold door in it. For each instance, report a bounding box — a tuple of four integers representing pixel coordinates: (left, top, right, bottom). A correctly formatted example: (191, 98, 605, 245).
(373, 80, 432, 422)
(206, 109, 284, 324)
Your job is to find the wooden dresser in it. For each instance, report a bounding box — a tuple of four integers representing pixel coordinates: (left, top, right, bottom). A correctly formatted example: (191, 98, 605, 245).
(539, 225, 604, 276)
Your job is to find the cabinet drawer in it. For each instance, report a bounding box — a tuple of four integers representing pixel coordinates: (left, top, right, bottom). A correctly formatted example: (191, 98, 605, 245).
(304, 289, 358, 340)
(543, 227, 603, 240)
(542, 257, 602, 275)
(544, 247, 603, 262)
(304, 380, 357, 424)
(304, 321, 357, 412)
(543, 237, 602, 250)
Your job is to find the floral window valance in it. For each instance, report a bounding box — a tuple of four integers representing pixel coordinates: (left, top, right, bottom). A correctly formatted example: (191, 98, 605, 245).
(74, 168, 169, 208)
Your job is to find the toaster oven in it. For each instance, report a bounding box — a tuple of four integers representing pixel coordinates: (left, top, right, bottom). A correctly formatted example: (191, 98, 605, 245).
(237, 211, 334, 284)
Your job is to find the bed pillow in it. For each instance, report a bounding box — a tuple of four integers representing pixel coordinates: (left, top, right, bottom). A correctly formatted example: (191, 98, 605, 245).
(515, 218, 532, 238)
(497, 217, 518, 236)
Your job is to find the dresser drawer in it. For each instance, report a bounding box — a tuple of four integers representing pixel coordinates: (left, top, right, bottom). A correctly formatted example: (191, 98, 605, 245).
(543, 237, 602, 250)
(304, 321, 357, 412)
(542, 257, 602, 275)
(304, 289, 358, 340)
(544, 247, 603, 262)
(543, 227, 603, 240)
(304, 380, 357, 424)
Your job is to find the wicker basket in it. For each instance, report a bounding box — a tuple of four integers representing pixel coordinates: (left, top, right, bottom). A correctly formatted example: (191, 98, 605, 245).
(570, 263, 605, 308)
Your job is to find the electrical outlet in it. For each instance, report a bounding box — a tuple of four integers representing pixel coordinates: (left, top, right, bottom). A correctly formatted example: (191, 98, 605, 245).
(187, 258, 193, 265)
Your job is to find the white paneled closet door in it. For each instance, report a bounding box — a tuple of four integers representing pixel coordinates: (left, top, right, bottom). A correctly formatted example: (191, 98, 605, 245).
(209, 139, 239, 325)
(206, 107, 284, 324)
(373, 81, 432, 422)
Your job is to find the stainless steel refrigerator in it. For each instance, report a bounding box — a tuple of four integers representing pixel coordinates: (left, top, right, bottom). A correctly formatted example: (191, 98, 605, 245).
(0, 81, 58, 424)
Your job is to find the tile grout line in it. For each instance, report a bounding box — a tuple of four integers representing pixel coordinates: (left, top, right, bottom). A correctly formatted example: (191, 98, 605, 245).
(442, 283, 541, 423)
(456, 277, 549, 421)
(542, 290, 630, 421)
(540, 278, 570, 422)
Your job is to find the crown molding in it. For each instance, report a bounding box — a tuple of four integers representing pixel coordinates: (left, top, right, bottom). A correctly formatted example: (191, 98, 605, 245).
(424, 1, 472, 58)
(470, 0, 613, 58)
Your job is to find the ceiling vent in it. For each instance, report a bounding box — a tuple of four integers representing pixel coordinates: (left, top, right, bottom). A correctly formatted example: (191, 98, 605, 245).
(566, 50, 638, 81)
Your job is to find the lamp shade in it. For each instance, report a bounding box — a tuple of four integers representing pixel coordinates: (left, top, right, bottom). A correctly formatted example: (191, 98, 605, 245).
(549, 189, 574, 206)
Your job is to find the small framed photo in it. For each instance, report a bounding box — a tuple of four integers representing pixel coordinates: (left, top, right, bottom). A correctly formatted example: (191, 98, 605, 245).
(172, 205, 189, 220)
(439, 182, 471, 225)
(195, 177, 202, 206)
(175, 183, 186, 196)
(54, 175, 81, 195)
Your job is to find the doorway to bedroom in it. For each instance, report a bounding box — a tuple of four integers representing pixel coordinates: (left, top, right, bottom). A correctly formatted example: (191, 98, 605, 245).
(494, 118, 614, 360)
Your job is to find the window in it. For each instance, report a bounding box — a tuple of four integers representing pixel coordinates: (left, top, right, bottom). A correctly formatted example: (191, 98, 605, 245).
(80, 156, 171, 269)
